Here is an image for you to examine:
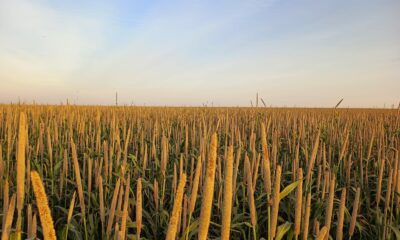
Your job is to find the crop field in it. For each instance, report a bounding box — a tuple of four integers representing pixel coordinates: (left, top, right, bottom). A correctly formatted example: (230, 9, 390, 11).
(0, 105, 399, 239)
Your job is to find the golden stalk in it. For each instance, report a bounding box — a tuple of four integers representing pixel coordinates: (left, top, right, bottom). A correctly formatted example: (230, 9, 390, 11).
(99, 175, 105, 227)
(30, 171, 57, 240)
(349, 187, 360, 238)
(198, 133, 218, 240)
(1, 194, 16, 240)
(336, 188, 347, 240)
(71, 140, 86, 219)
(27, 204, 32, 239)
(302, 192, 311, 240)
(261, 123, 272, 196)
(376, 157, 385, 207)
(324, 175, 335, 238)
(16, 112, 27, 239)
(294, 168, 303, 237)
(245, 155, 257, 227)
(166, 173, 186, 240)
(31, 213, 37, 239)
(136, 177, 142, 239)
(271, 165, 282, 239)
(107, 178, 121, 237)
(120, 175, 131, 238)
(153, 179, 159, 211)
(306, 128, 320, 183)
(2, 178, 9, 232)
(188, 156, 202, 217)
(316, 226, 328, 240)
(67, 191, 76, 225)
(17, 112, 26, 210)
(221, 146, 233, 240)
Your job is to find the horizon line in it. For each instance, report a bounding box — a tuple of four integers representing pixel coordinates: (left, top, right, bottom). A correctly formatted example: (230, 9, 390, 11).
(1, 102, 399, 111)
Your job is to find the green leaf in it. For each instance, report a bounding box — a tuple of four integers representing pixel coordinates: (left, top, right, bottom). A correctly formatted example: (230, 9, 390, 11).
(389, 224, 400, 239)
(180, 220, 199, 240)
(279, 180, 301, 201)
(275, 222, 292, 240)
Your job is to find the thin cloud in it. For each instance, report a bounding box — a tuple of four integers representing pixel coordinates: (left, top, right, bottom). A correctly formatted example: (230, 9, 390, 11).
(0, 0, 399, 107)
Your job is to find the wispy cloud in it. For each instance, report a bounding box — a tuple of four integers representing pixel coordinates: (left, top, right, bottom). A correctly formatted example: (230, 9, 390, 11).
(0, 0, 399, 106)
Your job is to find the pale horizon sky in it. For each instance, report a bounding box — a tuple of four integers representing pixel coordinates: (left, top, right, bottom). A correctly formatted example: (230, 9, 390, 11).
(0, 0, 399, 107)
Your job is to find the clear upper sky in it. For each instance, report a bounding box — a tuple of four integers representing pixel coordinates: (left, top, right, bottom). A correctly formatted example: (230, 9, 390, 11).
(0, 0, 399, 107)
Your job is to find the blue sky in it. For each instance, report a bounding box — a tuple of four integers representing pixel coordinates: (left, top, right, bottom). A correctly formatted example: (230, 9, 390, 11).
(0, 0, 399, 107)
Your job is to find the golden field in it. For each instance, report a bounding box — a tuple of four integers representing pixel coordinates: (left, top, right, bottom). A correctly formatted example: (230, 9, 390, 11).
(0, 105, 399, 239)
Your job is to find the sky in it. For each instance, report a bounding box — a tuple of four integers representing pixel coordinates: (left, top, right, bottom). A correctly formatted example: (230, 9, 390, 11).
(0, 0, 399, 107)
